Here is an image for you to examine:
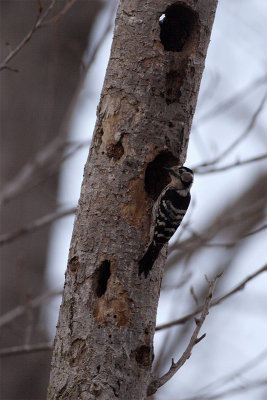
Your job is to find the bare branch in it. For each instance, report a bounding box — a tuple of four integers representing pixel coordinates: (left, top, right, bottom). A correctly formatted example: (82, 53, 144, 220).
(183, 347, 267, 400)
(181, 378, 267, 400)
(202, 224, 267, 249)
(0, 0, 79, 72)
(0, 4, 115, 205)
(0, 288, 62, 328)
(194, 91, 267, 169)
(190, 286, 199, 307)
(58, 139, 91, 165)
(0, 342, 53, 357)
(42, 0, 77, 26)
(198, 73, 267, 123)
(168, 193, 266, 265)
(148, 275, 219, 396)
(0, 5, 115, 205)
(195, 153, 267, 174)
(156, 264, 267, 331)
(0, 0, 55, 71)
(192, 221, 267, 247)
(0, 206, 76, 247)
(0, 136, 65, 205)
(0, 138, 91, 207)
(241, 223, 267, 238)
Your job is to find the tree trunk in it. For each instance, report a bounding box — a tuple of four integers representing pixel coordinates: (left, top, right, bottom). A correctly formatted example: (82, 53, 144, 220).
(48, 1, 218, 399)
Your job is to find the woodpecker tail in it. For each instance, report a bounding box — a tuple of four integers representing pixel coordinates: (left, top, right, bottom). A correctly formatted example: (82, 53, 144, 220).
(138, 242, 162, 277)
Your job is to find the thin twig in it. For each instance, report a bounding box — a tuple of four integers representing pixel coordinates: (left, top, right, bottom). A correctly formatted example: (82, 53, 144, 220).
(0, 288, 62, 328)
(0, 0, 80, 72)
(202, 223, 267, 248)
(195, 153, 267, 174)
(0, 0, 56, 71)
(60, 140, 91, 164)
(181, 378, 267, 400)
(194, 91, 267, 169)
(168, 196, 266, 264)
(148, 275, 219, 396)
(156, 264, 267, 331)
(0, 207, 76, 247)
(190, 286, 199, 307)
(0, 136, 65, 205)
(197, 73, 267, 123)
(0, 3, 115, 206)
(0, 137, 90, 206)
(241, 223, 267, 238)
(42, 0, 77, 26)
(0, 3, 115, 205)
(182, 347, 267, 400)
(0, 342, 53, 357)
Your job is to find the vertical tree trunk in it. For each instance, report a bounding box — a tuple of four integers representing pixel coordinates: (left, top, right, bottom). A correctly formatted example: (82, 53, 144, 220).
(48, 1, 218, 398)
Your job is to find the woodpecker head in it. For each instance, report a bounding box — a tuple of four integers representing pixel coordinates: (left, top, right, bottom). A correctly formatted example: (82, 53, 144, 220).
(164, 165, 194, 191)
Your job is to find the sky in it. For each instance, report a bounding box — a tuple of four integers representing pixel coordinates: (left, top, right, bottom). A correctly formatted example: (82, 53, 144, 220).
(45, 1, 267, 398)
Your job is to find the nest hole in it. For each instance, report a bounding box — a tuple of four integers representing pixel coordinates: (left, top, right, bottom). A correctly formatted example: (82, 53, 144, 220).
(106, 142, 124, 160)
(95, 260, 111, 297)
(159, 3, 198, 52)
(68, 256, 80, 272)
(145, 152, 178, 200)
(134, 345, 152, 367)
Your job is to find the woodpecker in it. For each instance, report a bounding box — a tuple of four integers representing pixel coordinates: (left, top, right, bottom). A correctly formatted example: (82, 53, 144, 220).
(138, 166, 193, 277)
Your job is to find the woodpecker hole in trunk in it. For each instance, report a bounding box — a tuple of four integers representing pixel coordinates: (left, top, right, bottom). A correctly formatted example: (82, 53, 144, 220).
(132, 345, 152, 367)
(145, 152, 178, 201)
(68, 256, 80, 272)
(106, 141, 124, 160)
(159, 3, 199, 52)
(95, 260, 111, 297)
(165, 57, 189, 105)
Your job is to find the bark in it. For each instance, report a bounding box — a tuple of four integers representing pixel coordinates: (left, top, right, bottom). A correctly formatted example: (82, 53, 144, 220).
(48, 1, 218, 399)
(0, 1, 101, 399)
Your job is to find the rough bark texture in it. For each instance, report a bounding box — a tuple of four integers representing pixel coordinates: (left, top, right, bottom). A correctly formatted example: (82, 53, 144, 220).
(48, 1, 218, 399)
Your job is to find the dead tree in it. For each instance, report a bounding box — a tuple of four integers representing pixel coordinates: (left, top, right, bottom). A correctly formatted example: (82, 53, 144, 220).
(47, 1, 218, 399)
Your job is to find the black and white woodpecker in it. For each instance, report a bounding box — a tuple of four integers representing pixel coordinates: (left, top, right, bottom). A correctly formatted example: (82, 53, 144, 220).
(139, 166, 194, 277)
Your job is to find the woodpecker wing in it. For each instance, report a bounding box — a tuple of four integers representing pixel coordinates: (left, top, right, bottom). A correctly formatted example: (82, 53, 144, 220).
(139, 187, 190, 277)
(152, 186, 191, 245)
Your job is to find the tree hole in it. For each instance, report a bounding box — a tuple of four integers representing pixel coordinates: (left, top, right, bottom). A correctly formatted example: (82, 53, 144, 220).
(145, 152, 178, 200)
(96, 260, 111, 297)
(134, 345, 151, 367)
(159, 3, 198, 52)
(106, 142, 124, 160)
(68, 256, 80, 272)
(165, 66, 187, 105)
